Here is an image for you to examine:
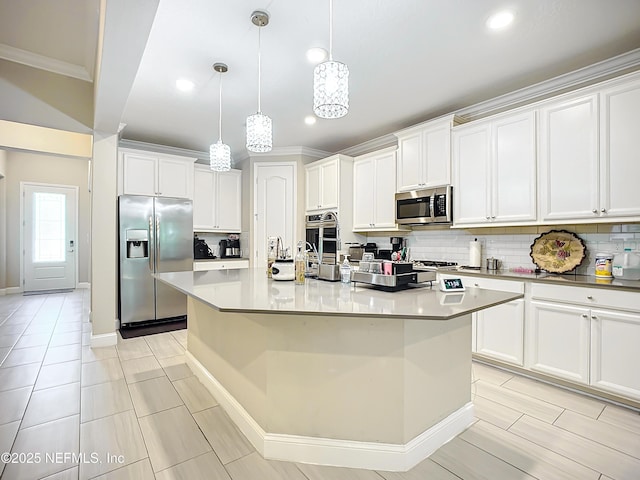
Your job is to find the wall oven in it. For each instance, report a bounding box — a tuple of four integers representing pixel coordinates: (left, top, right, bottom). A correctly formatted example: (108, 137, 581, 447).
(305, 213, 338, 266)
(395, 185, 452, 225)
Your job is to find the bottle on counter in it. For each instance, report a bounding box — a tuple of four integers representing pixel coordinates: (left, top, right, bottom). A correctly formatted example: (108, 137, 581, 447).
(340, 255, 352, 284)
(295, 241, 306, 285)
(267, 237, 277, 278)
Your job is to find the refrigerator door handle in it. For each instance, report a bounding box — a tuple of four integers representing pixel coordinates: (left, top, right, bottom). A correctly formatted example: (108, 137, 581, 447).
(148, 215, 154, 272)
(156, 217, 161, 266)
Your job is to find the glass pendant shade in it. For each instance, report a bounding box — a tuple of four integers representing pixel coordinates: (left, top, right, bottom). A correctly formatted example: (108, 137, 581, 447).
(313, 60, 349, 119)
(246, 112, 272, 152)
(209, 140, 231, 172)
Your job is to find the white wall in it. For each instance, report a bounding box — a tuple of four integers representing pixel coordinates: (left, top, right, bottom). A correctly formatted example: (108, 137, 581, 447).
(3, 150, 91, 289)
(0, 150, 7, 289)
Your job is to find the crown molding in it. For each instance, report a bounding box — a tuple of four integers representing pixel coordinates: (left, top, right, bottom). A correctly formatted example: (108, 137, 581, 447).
(118, 139, 208, 161)
(0, 43, 92, 82)
(338, 133, 398, 157)
(236, 146, 331, 164)
(456, 48, 640, 121)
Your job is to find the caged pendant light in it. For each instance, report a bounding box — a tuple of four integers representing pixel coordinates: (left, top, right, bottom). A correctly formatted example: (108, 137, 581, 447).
(210, 63, 232, 171)
(246, 10, 273, 153)
(313, 0, 349, 119)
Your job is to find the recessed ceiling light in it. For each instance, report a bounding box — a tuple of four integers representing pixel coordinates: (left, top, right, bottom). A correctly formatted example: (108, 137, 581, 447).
(176, 78, 195, 92)
(486, 10, 514, 30)
(304, 115, 317, 125)
(306, 47, 328, 64)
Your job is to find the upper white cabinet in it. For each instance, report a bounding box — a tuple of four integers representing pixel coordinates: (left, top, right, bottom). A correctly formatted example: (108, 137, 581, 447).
(452, 110, 536, 226)
(304, 155, 351, 214)
(395, 115, 462, 192)
(120, 149, 196, 199)
(193, 165, 241, 232)
(599, 76, 640, 219)
(353, 147, 406, 231)
(538, 93, 599, 221)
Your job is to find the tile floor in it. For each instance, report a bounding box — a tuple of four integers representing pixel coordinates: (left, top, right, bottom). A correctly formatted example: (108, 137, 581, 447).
(0, 290, 639, 479)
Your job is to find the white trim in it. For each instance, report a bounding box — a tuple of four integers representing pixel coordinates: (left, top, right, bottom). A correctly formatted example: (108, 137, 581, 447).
(186, 351, 474, 472)
(118, 140, 203, 162)
(77, 282, 91, 289)
(0, 43, 92, 82)
(338, 133, 398, 157)
(4, 287, 22, 295)
(90, 332, 117, 347)
(245, 146, 331, 160)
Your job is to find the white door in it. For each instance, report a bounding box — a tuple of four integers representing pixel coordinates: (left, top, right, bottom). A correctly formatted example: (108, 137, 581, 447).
(254, 162, 296, 271)
(23, 183, 78, 292)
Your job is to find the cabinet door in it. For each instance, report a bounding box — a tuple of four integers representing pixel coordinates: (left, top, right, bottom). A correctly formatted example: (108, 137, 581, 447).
(476, 299, 524, 366)
(528, 301, 590, 384)
(452, 123, 491, 224)
(353, 158, 375, 229)
(539, 94, 599, 221)
(320, 160, 339, 210)
(590, 308, 640, 400)
(371, 151, 397, 228)
(193, 168, 215, 230)
(600, 78, 640, 219)
(492, 112, 537, 223)
(305, 164, 321, 212)
(158, 157, 193, 199)
(396, 131, 424, 191)
(122, 153, 157, 196)
(424, 123, 451, 187)
(215, 169, 242, 232)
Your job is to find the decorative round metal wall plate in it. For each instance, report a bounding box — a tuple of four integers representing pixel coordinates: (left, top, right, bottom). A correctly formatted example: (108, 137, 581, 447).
(529, 230, 586, 273)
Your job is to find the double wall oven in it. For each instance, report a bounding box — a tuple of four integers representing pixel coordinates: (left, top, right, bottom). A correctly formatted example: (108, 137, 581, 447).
(305, 213, 338, 269)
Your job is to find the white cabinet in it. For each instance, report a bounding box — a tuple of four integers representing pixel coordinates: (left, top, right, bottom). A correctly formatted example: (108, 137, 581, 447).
(120, 149, 195, 199)
(395, 116, 460, 192)
(538, 93, 599, 221)
(590, 308, 640, 400)
(452, 110, 536, 226)
(528, 301, 591, 384)
(305, 157, 340, 212)
(193, 165, 241, 232)
(193, 260, 249, 271)
(353, 148, 405, 231)
(444, 275, 525, 366)
(599, 76, 640, 219)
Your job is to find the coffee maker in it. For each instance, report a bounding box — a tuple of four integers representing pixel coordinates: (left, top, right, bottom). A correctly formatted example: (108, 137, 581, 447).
(219, 238, 241, 258)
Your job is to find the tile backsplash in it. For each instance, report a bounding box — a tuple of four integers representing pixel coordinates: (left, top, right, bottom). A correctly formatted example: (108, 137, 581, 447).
(366, 223, 640, 276)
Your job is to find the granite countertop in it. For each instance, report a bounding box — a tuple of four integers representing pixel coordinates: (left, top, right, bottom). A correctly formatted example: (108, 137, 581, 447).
(155, 269, 522, 320)
(450, 267, 640, 292)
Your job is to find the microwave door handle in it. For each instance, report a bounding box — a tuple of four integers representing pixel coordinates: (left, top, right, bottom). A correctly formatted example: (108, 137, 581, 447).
(429, 196, 436, 221)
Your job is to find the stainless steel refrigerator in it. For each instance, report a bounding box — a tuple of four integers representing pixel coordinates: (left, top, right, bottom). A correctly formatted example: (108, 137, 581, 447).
(118, 195, 193, 327)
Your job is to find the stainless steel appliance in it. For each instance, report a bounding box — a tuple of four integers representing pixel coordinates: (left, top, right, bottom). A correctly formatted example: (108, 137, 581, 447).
(219, 238, 241, 258)
(351, 261, 436, 291)
(305, 213, 339, 277)
(194, 234, 215, 259)
(395, 185, 452, 225)
(118, 195, 193, 327)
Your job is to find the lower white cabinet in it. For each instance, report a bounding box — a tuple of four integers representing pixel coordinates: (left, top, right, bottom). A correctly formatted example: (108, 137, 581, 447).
(527, 301, 591, 384)
(590, 308, 640, 400)
(193, 260, 249, 271)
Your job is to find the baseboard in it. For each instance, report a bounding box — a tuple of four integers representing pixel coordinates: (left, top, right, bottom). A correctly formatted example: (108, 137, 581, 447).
(0, 287, 23, 296)
(90, 332, 117, 347)
(186, 351, 474, 472)
(77, 282, 91, 289)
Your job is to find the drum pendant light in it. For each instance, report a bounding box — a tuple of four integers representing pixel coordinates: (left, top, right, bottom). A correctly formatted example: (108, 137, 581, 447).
(210, 63, 232, 171)
(246, 10, 273, 153)
(313, 0, 349, 119)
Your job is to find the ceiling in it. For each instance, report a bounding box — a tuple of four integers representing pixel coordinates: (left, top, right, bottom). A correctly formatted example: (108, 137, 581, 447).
(2, 0, 640, 161)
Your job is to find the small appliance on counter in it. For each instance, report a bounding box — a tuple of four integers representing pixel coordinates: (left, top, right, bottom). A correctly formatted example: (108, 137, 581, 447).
(272, 258, 295, 281)
(194, 234, 215, 259)
(351, 261, 436, 291)
(220, 236, 241, 258)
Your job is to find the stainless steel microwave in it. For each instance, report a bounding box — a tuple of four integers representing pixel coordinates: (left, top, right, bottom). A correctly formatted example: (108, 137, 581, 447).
(395, 185, 452, 225)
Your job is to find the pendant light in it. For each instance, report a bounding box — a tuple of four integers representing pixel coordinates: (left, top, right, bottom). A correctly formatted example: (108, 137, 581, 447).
(313, 0, 349, 119)
(246, 10, 273, 153)
(210, 62, 231, 171)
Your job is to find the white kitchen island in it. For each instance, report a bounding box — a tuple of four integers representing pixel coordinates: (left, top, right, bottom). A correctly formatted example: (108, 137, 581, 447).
(156, 269, 522, 472)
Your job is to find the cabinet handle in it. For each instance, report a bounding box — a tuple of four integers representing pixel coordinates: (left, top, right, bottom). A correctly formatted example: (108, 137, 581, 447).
(474, 283, 479, 287)
(587, 295, 593, 300)
(601, 208, 607, 213)
(491, 215, 496, 219)
(591, 315, 598, 320)
(592, 209, 598, 214)
(486, 216, 490, 220)
(581, 314, 588, 318)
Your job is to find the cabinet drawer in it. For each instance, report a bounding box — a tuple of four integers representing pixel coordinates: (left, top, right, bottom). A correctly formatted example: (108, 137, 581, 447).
(193, 260, 249, 271)
(531, 283, 640, 312)
(440, 274, 524, 294)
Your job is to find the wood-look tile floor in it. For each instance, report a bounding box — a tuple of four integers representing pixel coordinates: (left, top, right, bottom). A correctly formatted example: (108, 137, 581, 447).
(0, 290, 639, 479)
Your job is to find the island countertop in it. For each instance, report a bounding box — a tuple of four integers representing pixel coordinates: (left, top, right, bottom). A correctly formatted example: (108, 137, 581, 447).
(155, 269, 522, 320)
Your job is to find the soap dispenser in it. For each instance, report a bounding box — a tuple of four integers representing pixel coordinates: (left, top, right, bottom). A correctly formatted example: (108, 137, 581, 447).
(340, 255, 352, 284)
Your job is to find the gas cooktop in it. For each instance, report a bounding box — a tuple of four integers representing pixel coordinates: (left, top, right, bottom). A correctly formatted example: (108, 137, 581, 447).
(412, 260, 459, 271)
